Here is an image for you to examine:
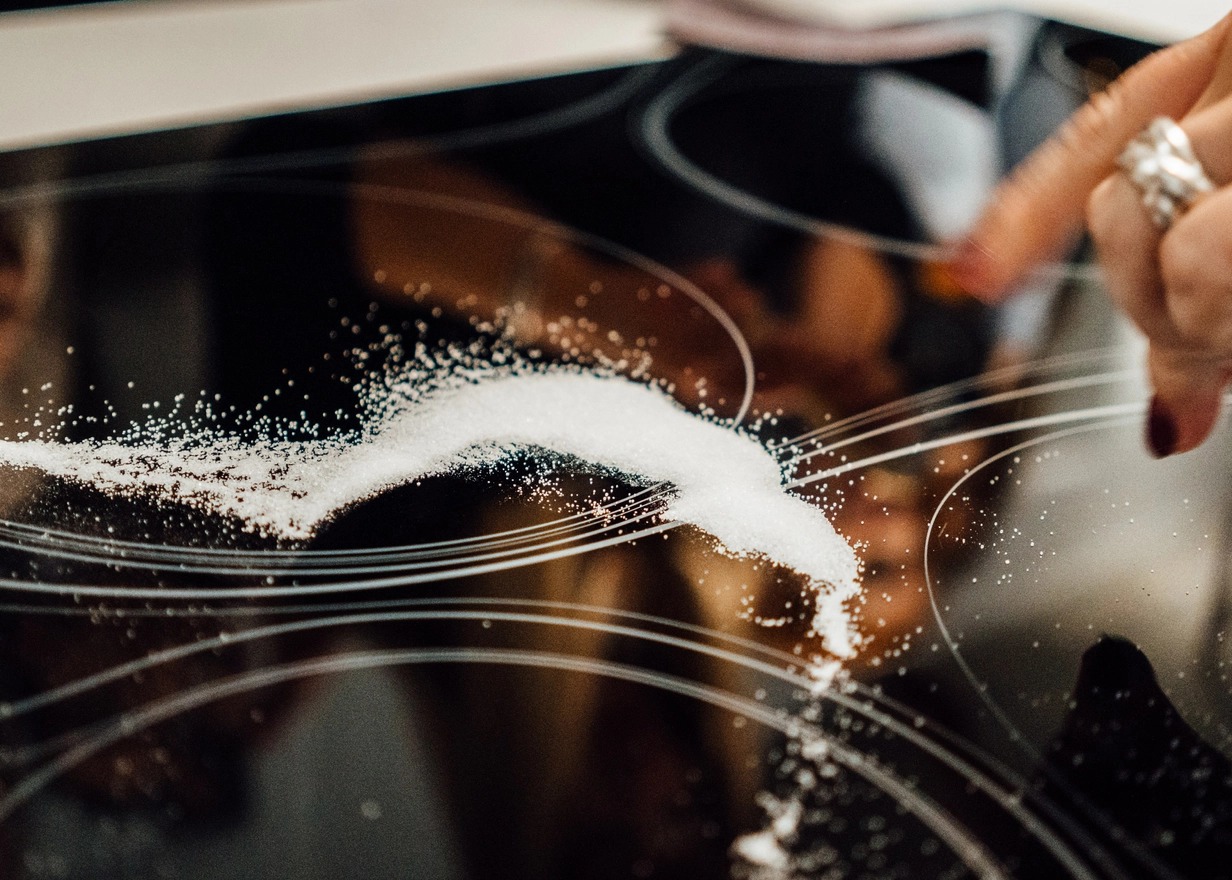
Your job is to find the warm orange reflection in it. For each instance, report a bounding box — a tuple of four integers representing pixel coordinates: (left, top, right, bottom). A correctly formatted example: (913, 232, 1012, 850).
(350, 153, 992, 676)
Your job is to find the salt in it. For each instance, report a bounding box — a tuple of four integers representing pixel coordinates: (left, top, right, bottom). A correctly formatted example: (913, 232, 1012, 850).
(0, 366, 862, 656)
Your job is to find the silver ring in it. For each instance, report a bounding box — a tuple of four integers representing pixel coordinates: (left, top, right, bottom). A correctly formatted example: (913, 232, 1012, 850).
(1117, 117, 1216, 231)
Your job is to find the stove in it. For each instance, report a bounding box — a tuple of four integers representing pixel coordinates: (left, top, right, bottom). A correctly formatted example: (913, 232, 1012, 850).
(0, 6, 1227, 879)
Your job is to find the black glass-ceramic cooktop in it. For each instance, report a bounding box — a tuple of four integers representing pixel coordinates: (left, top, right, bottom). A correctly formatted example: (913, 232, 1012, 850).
(0, 19, 1226, 880)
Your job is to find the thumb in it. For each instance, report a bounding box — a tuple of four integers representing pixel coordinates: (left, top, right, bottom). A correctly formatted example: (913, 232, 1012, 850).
(1146, 346, 1228, 457)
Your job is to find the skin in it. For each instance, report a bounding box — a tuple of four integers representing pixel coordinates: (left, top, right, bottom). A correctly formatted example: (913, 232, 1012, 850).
(950, 12, 1232, 457)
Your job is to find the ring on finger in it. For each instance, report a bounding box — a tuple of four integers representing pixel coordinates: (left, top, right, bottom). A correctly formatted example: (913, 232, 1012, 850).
(1117, 117, 1215, 231)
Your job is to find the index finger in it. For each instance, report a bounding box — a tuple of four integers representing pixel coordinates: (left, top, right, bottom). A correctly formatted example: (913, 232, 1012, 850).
(950, 14, 1232, 301)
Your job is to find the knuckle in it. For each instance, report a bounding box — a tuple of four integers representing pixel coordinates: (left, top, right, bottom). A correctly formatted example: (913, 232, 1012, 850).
(1159, 227, 1232, 350)
(1004, 86, 1128, 206)
(1085, 179, 1119, 244)
(1061, 86, 1124, 153)
(1158, 227, 1193, 290)
(1086, 178, 1150, 274)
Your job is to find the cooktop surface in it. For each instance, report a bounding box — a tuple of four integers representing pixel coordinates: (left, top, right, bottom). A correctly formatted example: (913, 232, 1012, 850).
(0, 20, 1226, 880)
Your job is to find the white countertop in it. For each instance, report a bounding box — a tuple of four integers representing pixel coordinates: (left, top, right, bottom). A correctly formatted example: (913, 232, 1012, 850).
(0, 0, 669, 152)
(0, 0, 1225, 153)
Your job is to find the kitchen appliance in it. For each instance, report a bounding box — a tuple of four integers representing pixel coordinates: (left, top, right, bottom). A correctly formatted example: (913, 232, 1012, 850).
(0, 3, 1228, 878)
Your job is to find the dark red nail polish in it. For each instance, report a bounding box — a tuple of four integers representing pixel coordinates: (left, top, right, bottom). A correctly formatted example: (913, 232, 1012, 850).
(1147, 397, 1177, 458)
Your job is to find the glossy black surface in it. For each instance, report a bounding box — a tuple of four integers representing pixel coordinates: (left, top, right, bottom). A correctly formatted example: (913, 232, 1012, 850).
(0, 23, 1228, 880)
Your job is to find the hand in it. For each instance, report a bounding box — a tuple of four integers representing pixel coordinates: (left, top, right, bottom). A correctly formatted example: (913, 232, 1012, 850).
(950, 13, 1232, 457)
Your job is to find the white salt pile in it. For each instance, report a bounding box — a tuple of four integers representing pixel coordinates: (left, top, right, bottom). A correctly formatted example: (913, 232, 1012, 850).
(0, 368, 862, 656)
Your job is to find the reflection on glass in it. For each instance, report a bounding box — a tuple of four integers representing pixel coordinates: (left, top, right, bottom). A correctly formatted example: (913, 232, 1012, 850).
(0, 32, 1224, 880)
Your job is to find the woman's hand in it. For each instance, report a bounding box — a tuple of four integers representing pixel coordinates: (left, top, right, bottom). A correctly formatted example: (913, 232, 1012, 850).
(950, 13, 1232, 457)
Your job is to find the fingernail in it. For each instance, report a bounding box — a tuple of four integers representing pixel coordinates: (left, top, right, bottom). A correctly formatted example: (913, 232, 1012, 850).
(1146, 396, 1177, 458)
(946, 237, 997, 299)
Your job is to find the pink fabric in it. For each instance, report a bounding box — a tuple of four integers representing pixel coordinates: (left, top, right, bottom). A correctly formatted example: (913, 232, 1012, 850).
(666, 0, 1008, 63)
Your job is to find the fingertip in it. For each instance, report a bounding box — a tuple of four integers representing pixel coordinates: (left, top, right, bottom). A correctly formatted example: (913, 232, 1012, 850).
(943, 236, 1010, 302)
(1145, 395, 1178, 458)
(1174, 395, 1223, 455)
(1146, 389, 1223, 457)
